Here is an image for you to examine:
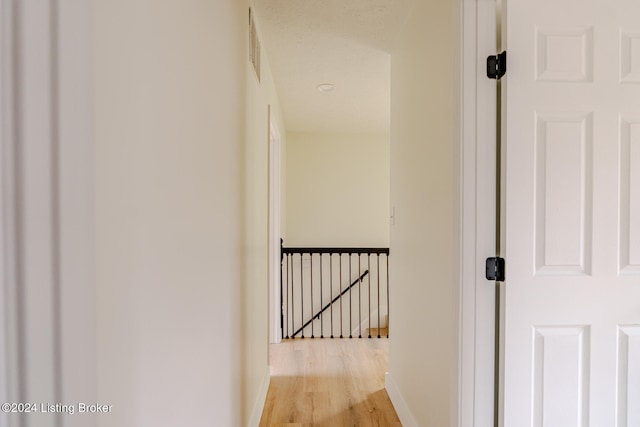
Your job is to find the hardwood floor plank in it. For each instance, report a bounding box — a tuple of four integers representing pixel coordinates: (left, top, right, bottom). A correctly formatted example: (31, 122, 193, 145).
(259, 339, 401, 427)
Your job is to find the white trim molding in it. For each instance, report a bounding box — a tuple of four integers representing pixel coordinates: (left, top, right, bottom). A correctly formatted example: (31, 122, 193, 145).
(268, 106, 282, 344)
(0, 0, 19, 420)
(248, 369, 271, 427)
(1, 0, 62, 414)
(1, 2, 96, 426)
(457, 0, 498, 426)
(385, 372, 419, 427)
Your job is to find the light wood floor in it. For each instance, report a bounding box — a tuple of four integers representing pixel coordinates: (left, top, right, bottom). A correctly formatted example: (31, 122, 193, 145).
(259, 338, 402, 427)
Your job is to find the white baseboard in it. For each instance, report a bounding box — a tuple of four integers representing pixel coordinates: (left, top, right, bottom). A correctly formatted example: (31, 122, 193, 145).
(385, 372, 419, 427)
(248, 368, 271, 427)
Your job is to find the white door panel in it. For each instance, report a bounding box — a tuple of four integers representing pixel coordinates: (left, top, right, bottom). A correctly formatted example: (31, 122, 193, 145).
(502, 0, 640, 425)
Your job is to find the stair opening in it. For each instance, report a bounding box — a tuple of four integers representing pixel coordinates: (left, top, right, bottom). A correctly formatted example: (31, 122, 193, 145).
(281, 245, 389, 340)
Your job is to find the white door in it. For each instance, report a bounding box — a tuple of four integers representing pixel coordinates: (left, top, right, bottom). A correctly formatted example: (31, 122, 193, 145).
(502, 0, 640, 425)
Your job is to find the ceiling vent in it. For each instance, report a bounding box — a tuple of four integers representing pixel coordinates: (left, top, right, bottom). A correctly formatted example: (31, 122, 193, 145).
(249, 8, 261, 83)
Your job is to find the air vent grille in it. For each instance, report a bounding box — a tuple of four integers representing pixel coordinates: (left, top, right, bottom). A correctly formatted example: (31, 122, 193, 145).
(249, 8, 261, 83)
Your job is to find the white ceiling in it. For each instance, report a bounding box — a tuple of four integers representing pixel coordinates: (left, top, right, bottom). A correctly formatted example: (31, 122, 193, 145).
(252, 0, 412, 134)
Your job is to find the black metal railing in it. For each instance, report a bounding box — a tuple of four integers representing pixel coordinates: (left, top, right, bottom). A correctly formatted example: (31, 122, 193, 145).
(281, 245, 390, 339)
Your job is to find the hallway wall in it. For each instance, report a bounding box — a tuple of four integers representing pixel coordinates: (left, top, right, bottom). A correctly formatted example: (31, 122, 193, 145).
(95, 1, 251, 425)
(285, 132, 390, 247)
(387, 0, 458, 425)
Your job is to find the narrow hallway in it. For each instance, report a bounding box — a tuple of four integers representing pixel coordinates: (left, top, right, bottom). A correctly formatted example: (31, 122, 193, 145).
(259, 339, 401, 426)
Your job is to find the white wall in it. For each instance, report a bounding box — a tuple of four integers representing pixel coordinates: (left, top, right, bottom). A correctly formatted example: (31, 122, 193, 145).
(58, 2, 98, 426)
(96, 1, 249, 425)
(386, 0, 459, 426)
(286, 132, 390, 247)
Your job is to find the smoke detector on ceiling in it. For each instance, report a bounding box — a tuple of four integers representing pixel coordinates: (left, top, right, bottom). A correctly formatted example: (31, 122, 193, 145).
(317, 83, 336, 93)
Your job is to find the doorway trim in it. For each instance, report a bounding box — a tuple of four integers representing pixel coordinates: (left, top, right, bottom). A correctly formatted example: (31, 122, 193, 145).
(268, 105, 282, 344)
(457, 0, 498, 425)
(0, 0, 17, 417)
(0, 0, 97, 414)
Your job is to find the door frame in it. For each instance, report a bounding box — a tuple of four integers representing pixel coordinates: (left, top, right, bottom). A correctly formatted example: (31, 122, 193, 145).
(0, 0, 96, 417)
(457, 0, 499, 425)
(0, 0, 16, 419)
(268, 105, 282, 344)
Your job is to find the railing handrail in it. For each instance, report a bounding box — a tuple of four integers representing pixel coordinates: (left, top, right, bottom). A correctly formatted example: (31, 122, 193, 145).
(291, 269, 369, 338)
(282, 246, 389, 255)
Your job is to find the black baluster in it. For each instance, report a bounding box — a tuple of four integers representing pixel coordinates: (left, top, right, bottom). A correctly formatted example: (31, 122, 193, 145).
(285, 253, 289, 339)
(358, 253, 362, 338)
(330, 253, 334, 338)
(287, 254, 295, 338)
(280, 244, 284, 340)
(339, 254, 343, 338)
(310, 253, 314, 339)
(349, 253, 352, 339)
(320, 253, 324, 338)
(377, 253, 381, 338)
(300, 253, 304, 339)
(368, 253, 371, 338)
(386, 253, 390, 338)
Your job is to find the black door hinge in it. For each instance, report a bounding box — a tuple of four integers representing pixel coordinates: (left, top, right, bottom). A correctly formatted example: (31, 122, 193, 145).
(487, 51, 507, 80)
(485, 257, 505, 281)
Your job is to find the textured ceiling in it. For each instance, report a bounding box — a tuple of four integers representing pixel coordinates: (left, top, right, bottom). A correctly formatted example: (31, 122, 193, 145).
(253, 0, 412, 134)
